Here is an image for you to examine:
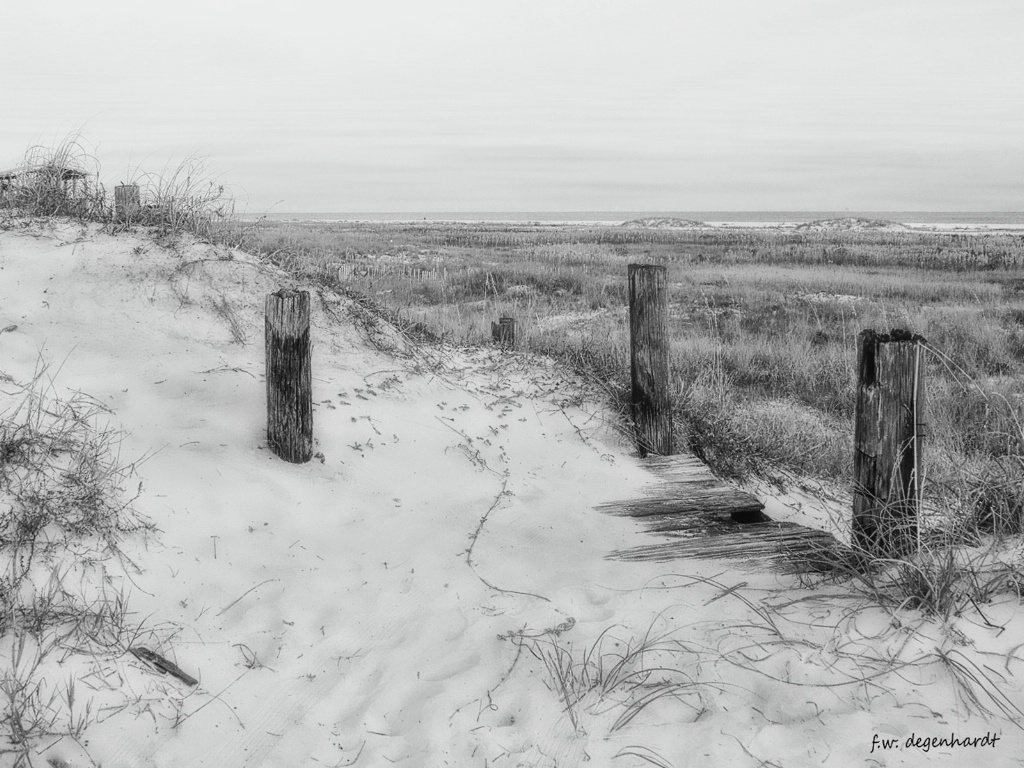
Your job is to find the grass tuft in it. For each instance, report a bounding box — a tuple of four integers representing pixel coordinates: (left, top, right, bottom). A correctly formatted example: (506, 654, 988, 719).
(121, 156, 235, 241)
(0, 361, 156, 763)
(1, 140, 244, 246)
(0, 135, 108, 222)
(511, 620, 707, 737)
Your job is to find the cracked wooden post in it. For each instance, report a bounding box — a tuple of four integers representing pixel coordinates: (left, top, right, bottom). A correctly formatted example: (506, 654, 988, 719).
(628, 264, 673, 457)
(265, 289, 313, 463)
(491, 316, 516, 347)
(114, 183, 140, 223)
(853, 328, 926, 558)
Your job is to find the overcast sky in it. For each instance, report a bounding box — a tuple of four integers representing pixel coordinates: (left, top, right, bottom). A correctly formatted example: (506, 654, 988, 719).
(4, 0, 1022, 212)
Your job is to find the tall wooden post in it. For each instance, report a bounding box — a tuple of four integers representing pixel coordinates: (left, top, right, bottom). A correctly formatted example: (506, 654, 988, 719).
(628, 264, 673, 457)
(265, 289, 313, 463)
(115, 183, 140, 222)
(853, 329, 926, 558)
(491, 316, 516, 347)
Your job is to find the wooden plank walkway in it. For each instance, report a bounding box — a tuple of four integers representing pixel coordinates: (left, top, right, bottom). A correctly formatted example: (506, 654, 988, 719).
(600, 455, 840, 573)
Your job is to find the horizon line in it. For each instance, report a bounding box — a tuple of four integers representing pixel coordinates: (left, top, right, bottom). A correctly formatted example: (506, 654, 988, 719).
(263, 209, 1024, 214)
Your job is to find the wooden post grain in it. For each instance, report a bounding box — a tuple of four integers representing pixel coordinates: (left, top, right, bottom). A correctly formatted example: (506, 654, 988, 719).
(852, 329, 926, 558)
(628, 264, 673, 457)
(265, 289, 313, 463)
(491, 316, 516, 347)
(115, 183, 140, 222)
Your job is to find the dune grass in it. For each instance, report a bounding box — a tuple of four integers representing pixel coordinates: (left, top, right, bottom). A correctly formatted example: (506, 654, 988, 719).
(0, 137, 108, 222)
(120, 157, 236, 241)
(512, 621, 707, 736)
(0, 136, 241, 245)
(0, 363, 156, 765)
(510, 569, 1024, 755)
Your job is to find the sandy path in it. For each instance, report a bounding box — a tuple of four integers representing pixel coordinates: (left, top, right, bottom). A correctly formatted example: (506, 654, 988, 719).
(0, 221, 660, 766)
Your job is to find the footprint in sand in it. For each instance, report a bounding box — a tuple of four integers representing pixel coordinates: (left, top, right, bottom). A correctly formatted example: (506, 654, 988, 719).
(443, 607, 469, 641)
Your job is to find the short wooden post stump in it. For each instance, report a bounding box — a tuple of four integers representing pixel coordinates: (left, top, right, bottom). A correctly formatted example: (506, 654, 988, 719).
(115, 183, 140, 223)
(491, 316, 516, 347)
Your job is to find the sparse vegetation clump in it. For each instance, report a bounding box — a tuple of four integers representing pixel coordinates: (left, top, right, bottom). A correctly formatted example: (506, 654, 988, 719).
(0, 138, 108, 222)
(0, 136, 240, 244)
(0, 364, 156, 765)
(512, 621, 707, 737)
(795, 216, 907, 232)
(620, 217, 706, 229)
(120, 157, 235, 241)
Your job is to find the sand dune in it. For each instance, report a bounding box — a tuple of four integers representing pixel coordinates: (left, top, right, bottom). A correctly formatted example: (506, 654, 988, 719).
(1, 217, 1021, 767)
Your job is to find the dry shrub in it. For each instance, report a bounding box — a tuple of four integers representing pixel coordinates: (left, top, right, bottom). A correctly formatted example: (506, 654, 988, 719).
(0, 135, 108, 221)
(122, 156, 234, 240)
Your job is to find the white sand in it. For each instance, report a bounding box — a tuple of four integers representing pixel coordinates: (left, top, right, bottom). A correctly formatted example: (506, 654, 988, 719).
(1, 217, 1023, 767)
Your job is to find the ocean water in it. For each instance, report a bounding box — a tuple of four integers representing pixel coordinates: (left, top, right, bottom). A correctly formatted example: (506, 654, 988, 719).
(261, 211, 1024, 226)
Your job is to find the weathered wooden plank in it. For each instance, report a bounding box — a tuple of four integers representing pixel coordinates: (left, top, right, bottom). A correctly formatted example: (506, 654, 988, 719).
(597, 453, 837, 573)
(596, 454, 765, 523)
(596, 489, 764, 521)
(639, 512, 751, 534)
(609, 522, 839, 573)
(640, 453, 717, 481)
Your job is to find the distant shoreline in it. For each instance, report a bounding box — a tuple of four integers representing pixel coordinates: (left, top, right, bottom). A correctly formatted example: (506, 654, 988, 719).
(243, 211, 1024, 231)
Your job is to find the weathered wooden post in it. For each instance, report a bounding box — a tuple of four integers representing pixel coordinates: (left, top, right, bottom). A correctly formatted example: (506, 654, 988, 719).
(114, 183, 140, 223)
(265, 289, 313, 463)
(491, 316, 516, 347)
(853, 329, 926, 558)
(628, 264, 673, 457)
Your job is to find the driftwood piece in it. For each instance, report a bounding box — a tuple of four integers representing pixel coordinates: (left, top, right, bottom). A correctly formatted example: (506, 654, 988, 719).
(130, 646, 199, 686)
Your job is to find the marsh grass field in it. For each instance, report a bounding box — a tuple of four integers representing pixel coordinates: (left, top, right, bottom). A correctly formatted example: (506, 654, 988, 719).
(241, 218, 1024, 519)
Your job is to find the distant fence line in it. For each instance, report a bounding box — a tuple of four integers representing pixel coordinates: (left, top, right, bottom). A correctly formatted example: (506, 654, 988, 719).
(331, 247, 1024, 284)
(337, 263, 447, 282)
(335, 262, 588, 285)
(268, 232, 1024, 282)
(418, 226, 1024, 253)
